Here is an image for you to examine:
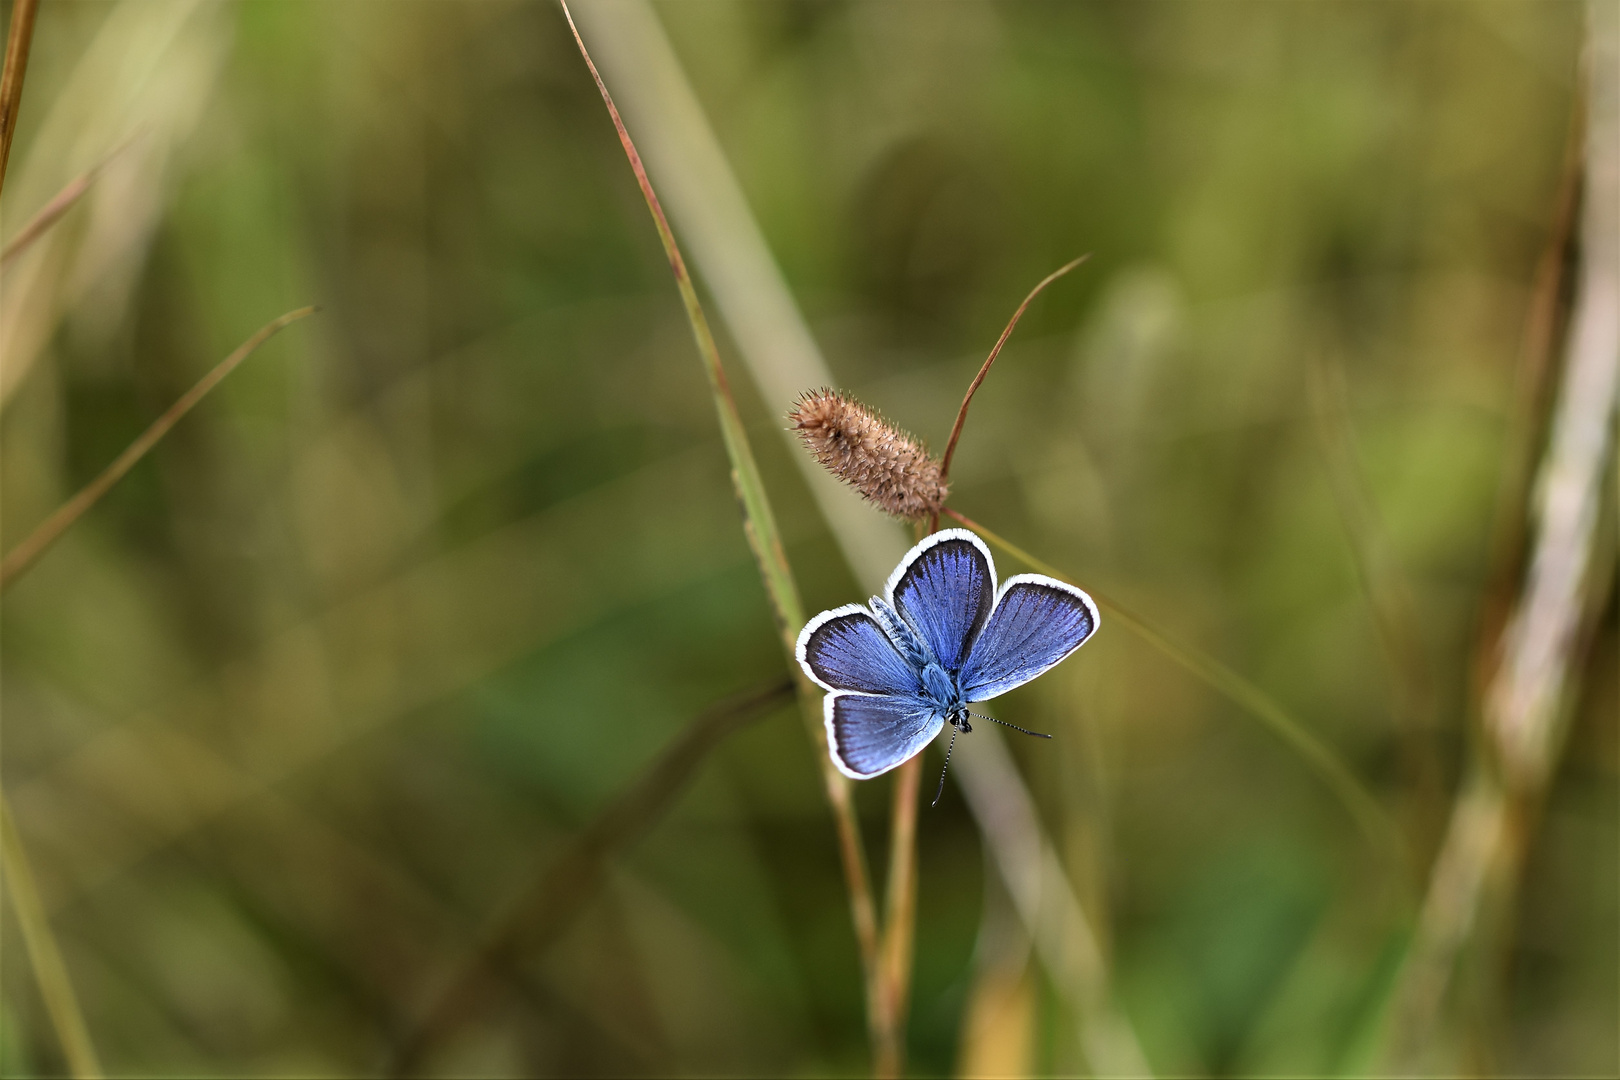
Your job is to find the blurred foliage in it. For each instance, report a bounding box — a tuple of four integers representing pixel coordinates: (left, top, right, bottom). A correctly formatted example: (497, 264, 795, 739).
(0, 1, 1613, 1077)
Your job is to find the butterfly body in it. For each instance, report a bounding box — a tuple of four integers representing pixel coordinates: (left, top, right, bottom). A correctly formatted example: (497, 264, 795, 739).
(869, 596, 931, 670)
(869, 594, 975, 736)
(918, 661, 964, 716)
(796, 529, 1098, 780)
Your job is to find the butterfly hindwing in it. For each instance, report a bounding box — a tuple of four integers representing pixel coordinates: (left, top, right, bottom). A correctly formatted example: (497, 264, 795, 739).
(796, 604, 924, 696)
(886, 528, 996, 672)
(825, 692, 945, 779)
(958, 575, 1099, 701)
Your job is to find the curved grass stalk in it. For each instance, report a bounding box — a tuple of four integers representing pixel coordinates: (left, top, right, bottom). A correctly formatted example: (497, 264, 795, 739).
(933, 256, 1088, 530)
(944, 507, 1401, 856)
(555, 0, 884, 1042)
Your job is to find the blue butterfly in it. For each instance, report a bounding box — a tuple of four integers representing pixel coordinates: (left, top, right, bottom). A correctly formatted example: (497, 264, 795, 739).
(795, 528, 1099, 795)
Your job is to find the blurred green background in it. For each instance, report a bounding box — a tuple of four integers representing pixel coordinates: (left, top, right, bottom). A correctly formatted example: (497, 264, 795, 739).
(1, 1, 1613, 1076)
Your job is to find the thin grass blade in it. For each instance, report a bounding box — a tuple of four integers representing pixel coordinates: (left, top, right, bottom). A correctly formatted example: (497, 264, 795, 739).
(1, 135, 139, 269)
(1308, 352, 1443, 850)
(0, 306, 315, 592)
(0, 10, 102, 1074)
(555, 3, 795, 634)
(1, 791, 103, 1079)
(944, 507, 1400, 855)
(554, 0, 881, 1004)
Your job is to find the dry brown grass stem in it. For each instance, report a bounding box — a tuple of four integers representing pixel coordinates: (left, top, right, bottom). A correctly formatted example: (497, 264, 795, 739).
(873, 754, 923, 1078)
(951, 727, 1152, 1076)
(0, 306, 315, 592)
(934, 254, 1088, 529)
(387, 678, 795, 1076)
(1382, 14, 1618, 1065)
(1474, 76, 1589, 700)
(0, 135, 137, 269)
(0, 0, 38, 196)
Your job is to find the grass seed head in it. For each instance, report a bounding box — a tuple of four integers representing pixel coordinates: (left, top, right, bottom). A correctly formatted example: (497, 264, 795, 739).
(788, 389, 948, 520)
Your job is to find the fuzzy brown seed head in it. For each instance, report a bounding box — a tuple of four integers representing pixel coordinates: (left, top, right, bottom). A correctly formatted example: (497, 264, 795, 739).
(787, 389, 948, 520)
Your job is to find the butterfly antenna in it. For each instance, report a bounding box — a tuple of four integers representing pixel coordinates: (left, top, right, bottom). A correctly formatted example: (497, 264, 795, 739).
(970, 711, 1052, 739)
(931, 727, 959, 807)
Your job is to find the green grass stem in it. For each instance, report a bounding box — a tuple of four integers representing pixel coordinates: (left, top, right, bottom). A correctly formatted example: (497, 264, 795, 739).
(3, 12, 102, 1073)
(1, 791, 103, 1079)
(386, 678, 795, 1075)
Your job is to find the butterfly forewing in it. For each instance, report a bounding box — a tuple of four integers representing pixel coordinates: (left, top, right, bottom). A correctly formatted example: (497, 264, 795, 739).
(958, 576, 1098, 701)
(797, 605, 924, 696)
(825, 692, 945, 779)
(887, 529, 996, 672)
